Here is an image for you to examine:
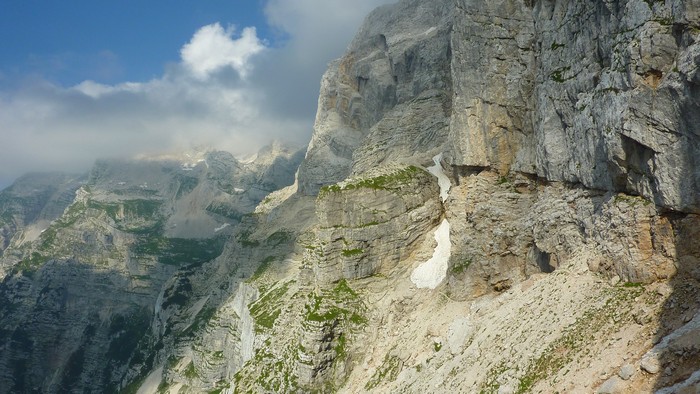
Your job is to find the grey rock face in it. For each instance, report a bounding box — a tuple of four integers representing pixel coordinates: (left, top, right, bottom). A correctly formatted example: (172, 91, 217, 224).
(307, 166, 441, 284)
(524, 0, 700, 212)
(300, 0, 700, 213)
(619, 363, 636, 380)
(449, 0, 536, 174)
(297, 0, 454, 194)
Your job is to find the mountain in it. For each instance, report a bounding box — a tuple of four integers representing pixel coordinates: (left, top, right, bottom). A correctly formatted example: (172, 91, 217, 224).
(1, 0, 699, 393)
(0, 145, 304, 393)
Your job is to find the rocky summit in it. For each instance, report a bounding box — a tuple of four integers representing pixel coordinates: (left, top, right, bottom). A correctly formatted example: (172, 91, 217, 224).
(1, 0, 699, 393)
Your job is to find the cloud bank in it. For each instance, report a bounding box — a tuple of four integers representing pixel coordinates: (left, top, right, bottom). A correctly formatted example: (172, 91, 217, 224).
(0, 0, 394, 188)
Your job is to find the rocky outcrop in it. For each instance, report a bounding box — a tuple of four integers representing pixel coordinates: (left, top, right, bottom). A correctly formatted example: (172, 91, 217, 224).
(297, 0, 454, 194)
(448, 0, 535, 174)
(263, 0, 700, 392)
(446, 171, 677, 300)
(306, 166, 441, 284)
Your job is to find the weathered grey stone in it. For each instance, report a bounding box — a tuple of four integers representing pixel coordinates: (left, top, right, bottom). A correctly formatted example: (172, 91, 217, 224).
(598, 376, 624, 394)
(309, 166, 441, 284)
(618, 363, 636, 380)
(297, 0, 454, 195)
(641, 356, 661, 374)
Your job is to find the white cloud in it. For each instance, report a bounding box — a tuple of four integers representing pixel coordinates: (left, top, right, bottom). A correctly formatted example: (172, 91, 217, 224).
(180, 23, 265, 80)
(0, 0, 396, 189)
(264, 0, 394, 67)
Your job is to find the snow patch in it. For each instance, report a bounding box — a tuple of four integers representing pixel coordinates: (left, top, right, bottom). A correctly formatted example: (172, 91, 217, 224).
(411, 219, 451, 289)
(427, 153, 451, 202)
(234, 187, 245, 193)
(214, 223, 230, 233)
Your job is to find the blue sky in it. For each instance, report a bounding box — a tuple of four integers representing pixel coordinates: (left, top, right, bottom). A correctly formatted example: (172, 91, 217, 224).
(0, 0, 395, 188)
(0, 1, 269, 86)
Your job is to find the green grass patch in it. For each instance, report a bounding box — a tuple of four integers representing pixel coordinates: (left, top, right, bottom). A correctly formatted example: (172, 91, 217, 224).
(550, 42, 565, 50)
(319, 166, 423, 197)
(106, 309, 150, 364)
(205, 202, 245, 220)
(12, 252, 48, 277)
(175, 174, 199, 198)
(184, 362, 198, 379)
(304, 281, 366, 325)
(513, 286, 644, 393)
(341, 248, 364, 257)
(177, 307, 217, 340)
(266, 230, 293, 246)
(250, 256, 277, 281)
(249, 282, 291, 332)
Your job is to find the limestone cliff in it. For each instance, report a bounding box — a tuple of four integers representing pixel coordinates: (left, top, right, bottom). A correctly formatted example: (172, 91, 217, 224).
(1, 1, 699, 393)
(236, 0, 700, 392)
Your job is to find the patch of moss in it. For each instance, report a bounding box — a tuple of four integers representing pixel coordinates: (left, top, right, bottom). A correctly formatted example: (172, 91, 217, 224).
(341, 248, 364, 257)
(613, 193, 652, 207)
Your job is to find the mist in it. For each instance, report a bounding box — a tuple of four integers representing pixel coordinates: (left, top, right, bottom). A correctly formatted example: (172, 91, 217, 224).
(0, 0, 395, 189)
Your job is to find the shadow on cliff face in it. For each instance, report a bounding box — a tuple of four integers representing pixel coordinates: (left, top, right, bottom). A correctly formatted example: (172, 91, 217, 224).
(649, 42, 700, 390)
(0, 260, 163, 394)
(649, 212, 700, 392)
(0, 218, 296, 394)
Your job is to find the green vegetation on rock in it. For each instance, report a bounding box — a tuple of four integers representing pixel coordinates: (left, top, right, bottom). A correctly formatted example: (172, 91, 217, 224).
(249, 281, 292, 332)
(135, 236, 226, 266)
(319, 166, 424, 197)
(512, 285, 645, 393)
(341, 248, 364, 257)
(364, 353, 403, 390)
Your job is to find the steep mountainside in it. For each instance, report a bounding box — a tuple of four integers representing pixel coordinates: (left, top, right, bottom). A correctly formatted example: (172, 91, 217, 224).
(0, 0, 699, 393)
(0, 146, 303, 393)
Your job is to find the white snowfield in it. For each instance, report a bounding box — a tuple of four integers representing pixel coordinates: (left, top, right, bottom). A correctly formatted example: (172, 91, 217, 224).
(214, 223, 230, 233)
(427, 153, 451, 202)
(411, 153, 453, 289)
(410, 219, 451, 289)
